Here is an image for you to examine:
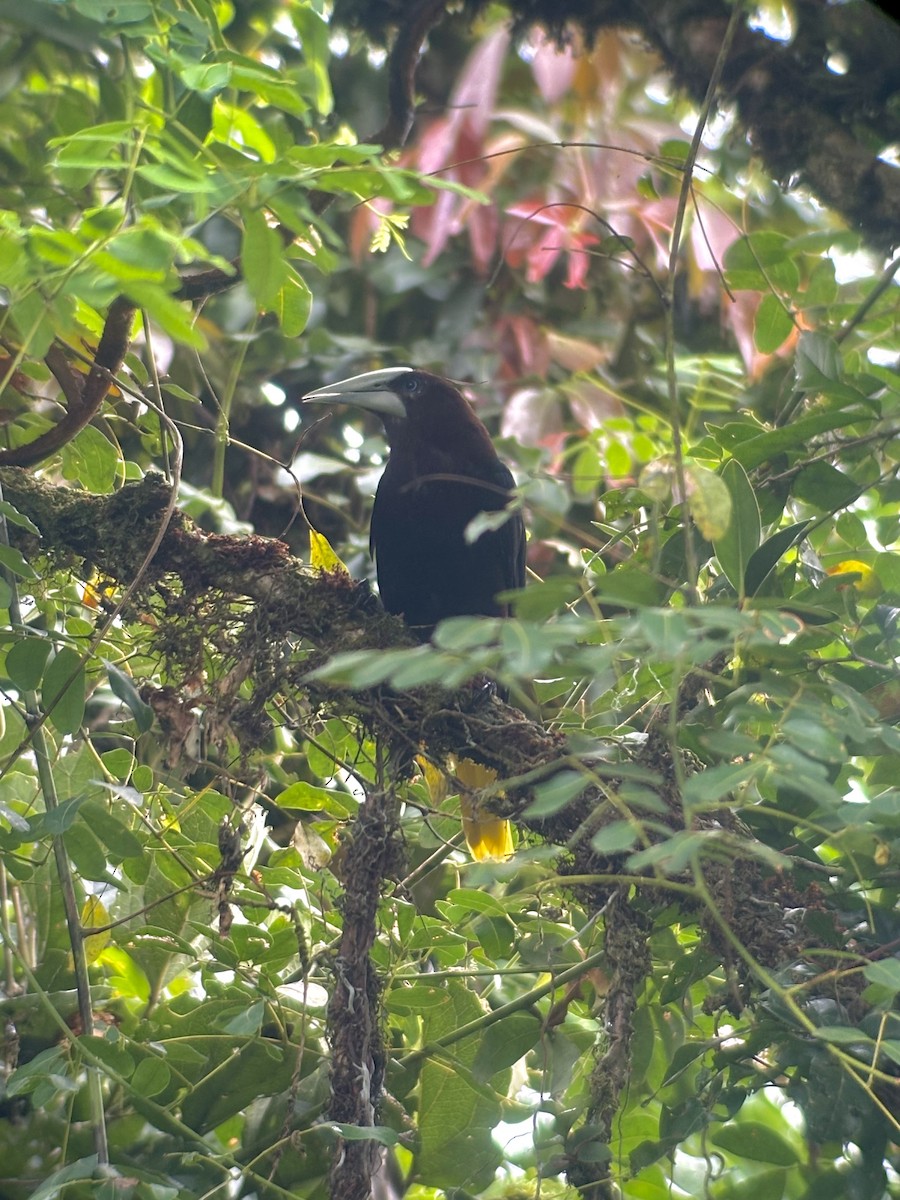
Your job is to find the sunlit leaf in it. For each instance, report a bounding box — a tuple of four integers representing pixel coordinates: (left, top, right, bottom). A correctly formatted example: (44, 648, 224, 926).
(309, 528, 349, 575)
(691, 460, 734, 542)
(80, 896, 112, 964)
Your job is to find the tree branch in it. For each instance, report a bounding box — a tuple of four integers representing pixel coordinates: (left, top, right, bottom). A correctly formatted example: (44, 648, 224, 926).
(0, 296, 136, 469)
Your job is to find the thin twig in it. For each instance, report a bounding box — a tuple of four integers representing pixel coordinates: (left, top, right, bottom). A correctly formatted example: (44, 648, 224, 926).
(665, 1, 745, 604)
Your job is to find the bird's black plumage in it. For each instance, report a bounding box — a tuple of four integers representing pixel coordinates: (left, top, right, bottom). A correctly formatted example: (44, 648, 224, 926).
(303, 368, 525, 636)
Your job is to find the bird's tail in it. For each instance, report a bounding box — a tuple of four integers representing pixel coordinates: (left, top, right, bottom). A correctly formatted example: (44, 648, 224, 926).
(416, 753, 514, 861)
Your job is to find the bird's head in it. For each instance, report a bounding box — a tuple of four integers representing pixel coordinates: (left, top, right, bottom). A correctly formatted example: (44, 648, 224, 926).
(302, 368, 485, 446)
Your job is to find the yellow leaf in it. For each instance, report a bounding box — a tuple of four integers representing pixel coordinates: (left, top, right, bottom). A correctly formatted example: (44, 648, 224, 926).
(416, 753, 448, 804)
(292, 821, 332, 870)
(80, 896, 111, 965)
(309, 529, 349, 575)
(685, 463, 732, 541)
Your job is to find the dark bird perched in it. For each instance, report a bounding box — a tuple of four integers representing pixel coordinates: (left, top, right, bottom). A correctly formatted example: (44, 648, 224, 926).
(303, 367, 525, 637)
(304, 366, 523, 861)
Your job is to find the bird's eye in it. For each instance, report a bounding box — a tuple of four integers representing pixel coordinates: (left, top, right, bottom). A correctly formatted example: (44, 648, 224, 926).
(402, 375, 421, 396)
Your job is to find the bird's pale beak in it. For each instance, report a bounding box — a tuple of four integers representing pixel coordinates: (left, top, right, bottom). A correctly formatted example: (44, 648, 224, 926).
(302, 368, 410, 419)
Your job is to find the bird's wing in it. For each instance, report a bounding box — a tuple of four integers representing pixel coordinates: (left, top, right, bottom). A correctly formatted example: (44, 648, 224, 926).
(371, 457, 523, 629)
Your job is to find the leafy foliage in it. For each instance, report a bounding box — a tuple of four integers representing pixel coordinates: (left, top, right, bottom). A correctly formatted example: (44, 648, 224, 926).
(1, 3, 900, 1200)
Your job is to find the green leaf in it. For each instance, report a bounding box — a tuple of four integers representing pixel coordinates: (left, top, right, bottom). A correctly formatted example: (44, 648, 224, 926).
(223, 999, 265, 1035)
(791, 461, 859, 511)
(594, 564, 668, 607)
(385, 985, 449, 1012)
(682, 760, 760, 809)
(794, 331, 866, 403)
(754, 293, 794, 354)
(123, 282, 206, 349)
(724, 232, 799, 293)
(445, 888, 508, 917)
(176, 59, 233, 93)
(525, 769, 585, 817)
(137, 161, 217, 193)
(273, 781, 356, 816)
(28, 794, 87, 838)
(711, 1167, 789, 1200)
(327, 1124, 400, 1145)
(661, 1039, 713, 1086)
(591, 819, 641, 854)
(863, 959, 900, 994)
(743, 521, 812, 596)
(275, 266, 312, 336)
(104, 660, 154, 733)
(5, 636, 52, 691)
(79, 1034, 135, 1078)
(795, 329, 842, 385)
(0, 499, 40, 536)
(709, 1121, 799, 1166)
(803, 257, 838, 309)
(814, 1025, 870, 1046)
(0, 544, 38, 579)
(79, 800, 143, 860)
(64, 823, 109, 880)
(131, 1057, 171, 1098)
(6, 1047, 69, 1096)
(731, 409, 871, 471)
(16, 1156, 99, 1200)
(242, 208, 288, 310)
(472, 1012, 542, 1082)
(714, 459, 761, 595)
(41, 646, 86, 735)
(417, 981, 503, 1190)
(60, 424, 120, 494)
(874, 552, 900, 592)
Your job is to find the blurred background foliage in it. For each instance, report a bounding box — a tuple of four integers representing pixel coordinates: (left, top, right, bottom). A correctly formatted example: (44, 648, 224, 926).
(1, 1, 900, 1198)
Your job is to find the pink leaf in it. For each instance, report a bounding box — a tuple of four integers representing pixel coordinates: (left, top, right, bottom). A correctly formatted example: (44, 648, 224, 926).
(564, 378, 624, 429)
(546, 331, 610, 373)
(530, 31, 576, 103)
(501, 386, 564, 446)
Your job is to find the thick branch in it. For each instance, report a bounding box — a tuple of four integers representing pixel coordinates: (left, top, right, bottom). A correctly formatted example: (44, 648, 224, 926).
(566, 890, 650, 1200)
(327, 787, 399, 1200)
(0, 468, 563, 797)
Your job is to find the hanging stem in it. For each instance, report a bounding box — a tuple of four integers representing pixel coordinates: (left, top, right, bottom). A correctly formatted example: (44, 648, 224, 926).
(664, 1, 746, 604)
(0, 482, 109, 1166)
(210, 319, 255, 499)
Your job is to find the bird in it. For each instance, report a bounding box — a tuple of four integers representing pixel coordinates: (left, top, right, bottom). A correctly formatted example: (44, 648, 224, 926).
(303, 366, 525, 860)
(302, 367, 525, 635)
